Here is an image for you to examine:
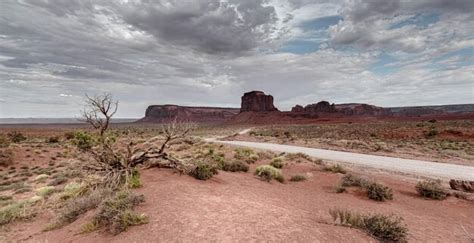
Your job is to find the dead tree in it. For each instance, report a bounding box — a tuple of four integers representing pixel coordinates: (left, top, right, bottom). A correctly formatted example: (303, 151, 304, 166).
(81, 93, 118, 138)
(80, 94, 196, 188)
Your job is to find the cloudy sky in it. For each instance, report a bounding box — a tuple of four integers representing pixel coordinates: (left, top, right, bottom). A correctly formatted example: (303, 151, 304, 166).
(1, 0, 473, 118)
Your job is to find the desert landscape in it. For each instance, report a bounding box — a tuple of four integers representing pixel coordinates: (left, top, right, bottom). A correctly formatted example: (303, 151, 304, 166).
(1, 1, 474, 242)
(1, 91, 473, 243)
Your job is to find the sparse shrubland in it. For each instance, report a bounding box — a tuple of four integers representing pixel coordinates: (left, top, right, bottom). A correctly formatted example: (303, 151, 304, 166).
(329, 208, 408, 242)
(339, 174, 393, 201)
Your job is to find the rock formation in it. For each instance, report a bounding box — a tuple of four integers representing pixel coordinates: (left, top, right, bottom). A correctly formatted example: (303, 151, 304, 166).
(240, 91, 278, 112)
(291, 105, 304, 113)
(140, 105, 240, 123)
(303, 101, 337, 113)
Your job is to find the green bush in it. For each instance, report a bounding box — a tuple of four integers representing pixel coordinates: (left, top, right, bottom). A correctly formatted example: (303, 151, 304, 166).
(289, 174, 307, 182)
(128, 170, 142, 188)
(72, 131, 95, 150)
(329, 208, 408, 242)
(270, 157, 284, 169)
(255, 165, 285, 183)
(415, 180, 447, 200)
(366, 182, 393, 201)
(323, 164, 347, 174)
(189, 163, 218, 180)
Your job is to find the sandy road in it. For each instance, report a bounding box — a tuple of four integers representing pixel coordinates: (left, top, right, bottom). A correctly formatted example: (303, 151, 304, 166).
(205, 135, 474, 180)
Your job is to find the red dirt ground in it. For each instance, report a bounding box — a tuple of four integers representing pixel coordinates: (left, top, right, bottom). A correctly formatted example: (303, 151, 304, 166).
(4, 159, 473, 242)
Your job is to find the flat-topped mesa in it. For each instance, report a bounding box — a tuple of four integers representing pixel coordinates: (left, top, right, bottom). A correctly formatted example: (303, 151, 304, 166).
(141, 104, 240, 123)
(240, 91, 279, 113)
(303, 101, 337, 113)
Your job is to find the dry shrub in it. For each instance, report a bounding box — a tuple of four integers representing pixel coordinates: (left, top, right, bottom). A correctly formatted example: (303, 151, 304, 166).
(289, 174, 306, 182)
(46, 188, 111, 230)
(91, 191, 147, 235)
(340, 174, 393, 201)
(0, 134, 10, 148)
(189, 162, 218, 180)
(323, 164, 346, 174)
(7, 131, 27, 143)
(366, 182, 393, 201)
(329, 208, 408, 242)
(0, 149, 14, 167)
(255, 165, 285, 183)
(220, 161, 249, 172)
(270, 157, 284, 169)
(341, 174, 368, 187)
(0, 201, 36, 226)
(415, 179, 447, 200)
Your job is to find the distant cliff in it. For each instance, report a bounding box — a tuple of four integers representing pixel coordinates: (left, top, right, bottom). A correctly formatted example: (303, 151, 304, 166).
(139, 105, 239, 123)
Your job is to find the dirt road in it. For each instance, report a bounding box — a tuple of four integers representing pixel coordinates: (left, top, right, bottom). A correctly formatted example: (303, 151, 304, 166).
(206, 137, 474, 180)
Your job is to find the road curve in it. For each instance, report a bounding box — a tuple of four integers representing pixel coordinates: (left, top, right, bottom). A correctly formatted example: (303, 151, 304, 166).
(205, 138, 474, 180)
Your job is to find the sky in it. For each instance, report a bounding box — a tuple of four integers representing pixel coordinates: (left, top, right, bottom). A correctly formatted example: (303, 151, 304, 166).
(0, 0, 473, 118)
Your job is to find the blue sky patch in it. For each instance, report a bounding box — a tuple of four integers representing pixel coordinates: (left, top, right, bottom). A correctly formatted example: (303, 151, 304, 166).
(389, 12, 440, 29)
(370, 53, 399, 75)
(300, 15, 343, 31)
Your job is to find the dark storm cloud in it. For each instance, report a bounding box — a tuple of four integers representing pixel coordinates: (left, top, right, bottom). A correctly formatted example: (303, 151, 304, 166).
(117, 0, 278, 54)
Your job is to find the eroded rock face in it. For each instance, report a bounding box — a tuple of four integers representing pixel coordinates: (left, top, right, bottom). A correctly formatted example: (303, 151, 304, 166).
(240, 91, 278, 112)
(449, 180, 474, 193)
(303, 101, 337, 113)
(291, 105, 304, 113)
(141, 105, 240, 123)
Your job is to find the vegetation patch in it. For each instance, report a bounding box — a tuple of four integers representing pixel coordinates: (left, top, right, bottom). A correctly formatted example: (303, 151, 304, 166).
(36, 186, 57, 198)
(415, 179, 447, 200)
(270, 157, 284, 168)
(366, 182, 393, 201)
(329, 208, 408, 242)
(86, 191, 147, 235)
(219, 161, 249, 172)
(340, 174, 393, 201)
(0, 201, 36, 226)
(323, 164, 347, 174)
(189, 163, 218, 180)
(255, 165, 285, 183)
(0, 149, 14, 167)
(289, 174, 307, 182)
